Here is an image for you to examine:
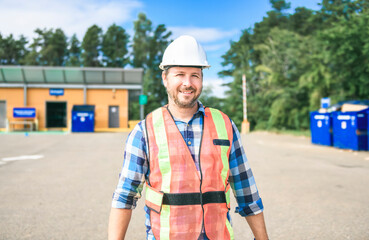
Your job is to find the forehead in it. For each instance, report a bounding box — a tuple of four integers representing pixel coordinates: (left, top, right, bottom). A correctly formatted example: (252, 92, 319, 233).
(168, 67, 202, 75)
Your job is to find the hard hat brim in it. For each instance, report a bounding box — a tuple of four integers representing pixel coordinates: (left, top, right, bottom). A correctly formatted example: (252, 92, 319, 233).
(160, 64, 211, 70)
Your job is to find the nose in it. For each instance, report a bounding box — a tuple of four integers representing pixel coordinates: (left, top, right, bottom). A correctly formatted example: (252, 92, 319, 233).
(182, 75, 192, 86)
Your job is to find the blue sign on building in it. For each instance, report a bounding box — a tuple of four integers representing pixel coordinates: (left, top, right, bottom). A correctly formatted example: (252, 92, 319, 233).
(13, 108, 36, 118)
(321, 97, 331, 108)
(49, 88, 64, 96)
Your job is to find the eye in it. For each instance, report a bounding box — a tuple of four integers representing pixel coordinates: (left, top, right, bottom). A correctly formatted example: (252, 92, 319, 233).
(192, 74, 200, 78)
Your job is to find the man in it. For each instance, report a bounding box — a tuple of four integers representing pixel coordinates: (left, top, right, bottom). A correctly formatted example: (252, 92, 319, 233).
(109, 35, 268, 240)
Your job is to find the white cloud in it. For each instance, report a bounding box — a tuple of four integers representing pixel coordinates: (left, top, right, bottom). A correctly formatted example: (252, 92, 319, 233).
(0, 0, 142, 41)
(203, 42, 229, 52)
(202, 78, 229, 99)
(168, 26, 238, 43)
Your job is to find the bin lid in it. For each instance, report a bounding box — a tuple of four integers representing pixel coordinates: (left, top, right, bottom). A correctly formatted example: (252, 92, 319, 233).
(341, 103, 369, 112)
(327, 100, 369, 112)
(72, 105, 95, 112)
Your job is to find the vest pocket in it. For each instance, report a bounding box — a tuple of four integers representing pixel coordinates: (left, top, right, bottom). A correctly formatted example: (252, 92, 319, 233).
(213, 139, 230, 146)
(145, 185, 164, 213)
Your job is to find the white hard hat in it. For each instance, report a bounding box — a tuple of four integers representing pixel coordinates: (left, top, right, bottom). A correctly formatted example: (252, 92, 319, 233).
(159, 35, 211, 70)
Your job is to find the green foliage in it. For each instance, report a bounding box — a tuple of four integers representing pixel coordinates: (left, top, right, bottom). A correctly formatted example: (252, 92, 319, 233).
(128, 90, 141, 120)
(270, 0, 291, 12)
(131, 13, 152, 69)
(102, 24, 130, 67)
(131, 13, 172, 116)
(0, 13, 172, 121)
(22, 28, 68, 66)
(82, 25, 102, 67)
(0, 34, 28, 65)
(317, 10, 369, 99)
(66, 34, 81, 67)
(220, 0, 369, 131)
(199, 85, 224, 110)
(2, 1, 369, 128)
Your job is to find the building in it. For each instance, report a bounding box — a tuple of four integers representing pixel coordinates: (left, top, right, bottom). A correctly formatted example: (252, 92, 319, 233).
(0, 66, 143, 132)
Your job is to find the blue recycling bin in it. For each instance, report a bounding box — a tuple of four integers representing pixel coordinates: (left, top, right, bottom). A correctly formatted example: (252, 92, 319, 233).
(366, 110, 369, 151)
(310, 111, 333, 146)
(332, 109, 368, 151)
(72, 105, 95, 132)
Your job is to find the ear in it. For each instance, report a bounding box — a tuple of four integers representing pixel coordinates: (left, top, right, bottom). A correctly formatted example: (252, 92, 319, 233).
(162, 71, 168, 88)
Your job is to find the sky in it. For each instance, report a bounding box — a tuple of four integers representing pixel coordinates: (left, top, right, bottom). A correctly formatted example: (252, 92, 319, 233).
(0, 0, 322, 97)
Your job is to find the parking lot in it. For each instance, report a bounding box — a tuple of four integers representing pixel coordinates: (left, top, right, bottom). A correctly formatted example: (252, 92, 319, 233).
(0, 131, 368, 239)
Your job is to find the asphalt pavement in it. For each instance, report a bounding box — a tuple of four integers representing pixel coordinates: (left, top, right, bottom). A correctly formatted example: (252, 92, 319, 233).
(0, 131, 368, 240)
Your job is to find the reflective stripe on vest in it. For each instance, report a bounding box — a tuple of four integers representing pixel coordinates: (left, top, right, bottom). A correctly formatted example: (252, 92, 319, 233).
(145, 107, 234, 240)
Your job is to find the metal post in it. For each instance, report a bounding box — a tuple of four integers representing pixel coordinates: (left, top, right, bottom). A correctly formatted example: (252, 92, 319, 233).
(83, 86, 87, 105)
(241, 74, 250, 133)
(140, 89, 144, 120)
(242, 74, 247, 121)
(24, 84, 27, 106)
(140, 70, 144, 120)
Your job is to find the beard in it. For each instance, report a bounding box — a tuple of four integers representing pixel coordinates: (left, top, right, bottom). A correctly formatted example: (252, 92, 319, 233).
(166, 86, 202, 108)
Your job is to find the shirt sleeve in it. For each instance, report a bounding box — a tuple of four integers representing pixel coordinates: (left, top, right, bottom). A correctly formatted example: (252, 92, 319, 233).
(228, 120, 264, 217)
(111, 120, 148, 209)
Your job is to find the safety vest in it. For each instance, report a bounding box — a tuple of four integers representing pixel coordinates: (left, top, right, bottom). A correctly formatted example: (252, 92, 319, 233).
(145, 106, 234, 240)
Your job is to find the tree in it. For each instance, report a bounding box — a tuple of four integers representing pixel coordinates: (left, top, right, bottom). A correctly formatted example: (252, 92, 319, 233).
(0, 34, 28, 65)
(219, 0, 369, 131)
(66, 34, 82, 67)
(219, 30, 255, 128)
(290, 7, 317, 36)
(316, 8, 369, 100)
(102, 24, 129, 67)
(22, 28, 68, 66)
(270, 0, 291, 12)
(131, 13, 172, 117)
(199, 85, 224, 110)
(131, 13, 152, 69)
(82, 25, 102, 67)
(143, 24, 172, 112)
(46, 28, 68, 66)
(23, 33, 41, 65)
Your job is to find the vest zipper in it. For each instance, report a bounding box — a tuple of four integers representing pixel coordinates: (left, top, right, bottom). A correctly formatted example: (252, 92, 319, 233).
(198, 113, 205, 239)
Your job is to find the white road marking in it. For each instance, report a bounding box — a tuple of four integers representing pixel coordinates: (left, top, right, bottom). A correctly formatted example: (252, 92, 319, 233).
(1, 155, 44, 162)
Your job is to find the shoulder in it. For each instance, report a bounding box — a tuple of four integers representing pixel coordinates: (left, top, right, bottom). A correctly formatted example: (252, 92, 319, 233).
(126, 119, 146, 144)
(145, 107, 165, 121)
(204, 107, 232, 124)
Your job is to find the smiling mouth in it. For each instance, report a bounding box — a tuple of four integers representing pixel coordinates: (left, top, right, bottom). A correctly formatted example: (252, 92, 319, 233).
(179, 88, 195, 95)
(180, 90, 193, 94)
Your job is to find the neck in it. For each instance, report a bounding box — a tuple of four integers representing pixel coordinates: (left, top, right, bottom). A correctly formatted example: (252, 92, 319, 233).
(167, 101, 198, 122)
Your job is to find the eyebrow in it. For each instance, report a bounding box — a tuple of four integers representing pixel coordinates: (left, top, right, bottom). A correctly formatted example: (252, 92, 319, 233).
(172, 70, 201, 75)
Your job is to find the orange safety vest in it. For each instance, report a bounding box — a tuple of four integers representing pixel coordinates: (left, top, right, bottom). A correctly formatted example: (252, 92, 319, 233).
(145, 106, 234, 240)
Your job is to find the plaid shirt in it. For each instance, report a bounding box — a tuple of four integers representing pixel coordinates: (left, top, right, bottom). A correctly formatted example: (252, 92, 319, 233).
(112, 102, 264, 240)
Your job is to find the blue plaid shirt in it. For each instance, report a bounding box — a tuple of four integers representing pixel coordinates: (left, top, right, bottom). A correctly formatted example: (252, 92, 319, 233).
(112, 102, 263, 240)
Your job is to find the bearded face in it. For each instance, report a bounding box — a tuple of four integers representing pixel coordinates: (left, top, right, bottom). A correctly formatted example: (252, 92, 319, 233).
(163, 67, 203, 109)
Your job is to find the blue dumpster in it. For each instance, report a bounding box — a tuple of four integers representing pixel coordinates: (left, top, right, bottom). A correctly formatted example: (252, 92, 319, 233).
(72, 105, 95, 132)
(332, 109, 368, 151)
(310, 111, 333, 146)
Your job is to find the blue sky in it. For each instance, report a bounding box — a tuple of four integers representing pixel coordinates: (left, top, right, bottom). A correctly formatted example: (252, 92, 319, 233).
(0, 0, 322, 97)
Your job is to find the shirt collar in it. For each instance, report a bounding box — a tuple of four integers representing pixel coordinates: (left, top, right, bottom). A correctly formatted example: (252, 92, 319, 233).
(196, 101, 206, 115)
(168, 101, 206, 123)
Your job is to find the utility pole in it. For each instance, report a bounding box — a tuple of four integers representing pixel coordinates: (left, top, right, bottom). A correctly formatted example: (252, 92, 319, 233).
(241, 74, 250, 134)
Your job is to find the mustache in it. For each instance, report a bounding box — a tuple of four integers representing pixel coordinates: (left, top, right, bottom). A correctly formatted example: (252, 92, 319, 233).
(179, 87, 196, 91)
